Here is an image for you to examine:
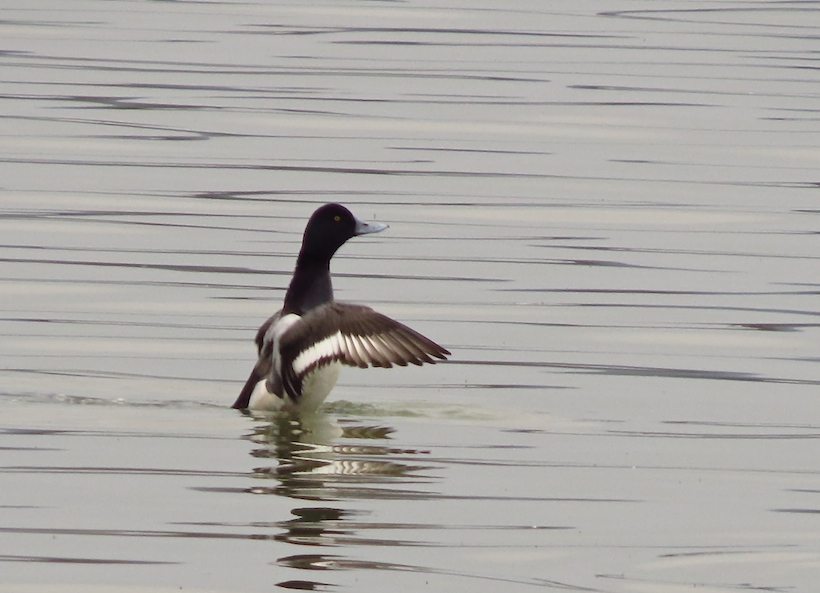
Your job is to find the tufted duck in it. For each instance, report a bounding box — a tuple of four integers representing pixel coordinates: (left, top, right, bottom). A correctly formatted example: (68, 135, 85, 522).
(232, 203, 449, 411)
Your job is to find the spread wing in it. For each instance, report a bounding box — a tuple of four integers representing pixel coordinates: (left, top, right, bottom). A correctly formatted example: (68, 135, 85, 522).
(277, 302, 450, 401)
(231, 311, 281, 409)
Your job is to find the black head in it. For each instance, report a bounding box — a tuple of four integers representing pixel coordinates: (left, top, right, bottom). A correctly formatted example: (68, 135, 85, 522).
(284, 204, 387, 315)
(298, 203, 387, 263)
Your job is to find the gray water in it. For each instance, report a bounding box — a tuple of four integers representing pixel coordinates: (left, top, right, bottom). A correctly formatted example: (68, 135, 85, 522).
(2, 1, 820, 591)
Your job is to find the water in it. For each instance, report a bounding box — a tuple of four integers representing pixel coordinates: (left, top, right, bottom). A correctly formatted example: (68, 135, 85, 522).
(2, 1, 820, 591)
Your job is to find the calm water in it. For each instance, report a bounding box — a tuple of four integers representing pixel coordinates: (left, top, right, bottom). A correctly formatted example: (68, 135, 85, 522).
(2, 1, 820, 591)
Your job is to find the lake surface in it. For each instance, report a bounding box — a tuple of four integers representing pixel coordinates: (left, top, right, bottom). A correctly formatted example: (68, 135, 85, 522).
(2, 1, 820, 591)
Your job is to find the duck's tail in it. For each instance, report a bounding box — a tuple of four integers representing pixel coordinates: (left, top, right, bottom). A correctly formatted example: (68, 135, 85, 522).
(232, 368, 262, 409)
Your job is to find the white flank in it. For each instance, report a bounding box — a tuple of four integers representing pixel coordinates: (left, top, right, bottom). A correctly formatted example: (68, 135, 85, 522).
(248, 379, 284, 411)
(247, 360, 341, 412)
(299, 362, 341, 411)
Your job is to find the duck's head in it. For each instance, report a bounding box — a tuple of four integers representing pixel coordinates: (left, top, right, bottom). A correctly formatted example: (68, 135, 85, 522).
(299, 203, 388, 262)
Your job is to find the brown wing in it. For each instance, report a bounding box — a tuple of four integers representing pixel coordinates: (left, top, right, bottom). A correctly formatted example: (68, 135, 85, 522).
(231, 311, 281, 409)
(278, 302, 450, 401)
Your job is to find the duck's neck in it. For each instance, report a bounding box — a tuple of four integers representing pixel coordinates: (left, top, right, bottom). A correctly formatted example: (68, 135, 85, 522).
(282, 257, 333, 315)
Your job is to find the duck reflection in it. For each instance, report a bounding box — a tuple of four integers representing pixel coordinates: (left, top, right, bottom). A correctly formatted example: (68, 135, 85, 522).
(246, 411, 433, 492)
(240, 410, 437, 589)
(245, 410, 435, 508)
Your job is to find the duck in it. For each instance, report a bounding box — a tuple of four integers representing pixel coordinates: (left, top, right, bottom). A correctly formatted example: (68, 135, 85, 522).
(232, 203, 450, 411)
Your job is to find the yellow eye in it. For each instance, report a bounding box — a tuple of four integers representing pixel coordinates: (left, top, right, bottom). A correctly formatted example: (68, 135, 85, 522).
(334, 215, 341, 222)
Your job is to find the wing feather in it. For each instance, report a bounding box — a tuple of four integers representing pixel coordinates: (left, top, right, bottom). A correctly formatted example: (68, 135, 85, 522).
(276, 302, 450, 401)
